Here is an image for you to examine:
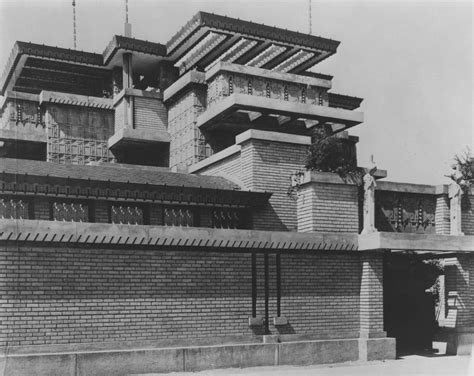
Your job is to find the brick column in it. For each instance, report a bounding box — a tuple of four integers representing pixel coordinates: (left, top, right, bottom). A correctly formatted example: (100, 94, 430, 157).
(359, 252, 395, 360)
(444, 254, 474, 355)
(435, 194, 450, 235)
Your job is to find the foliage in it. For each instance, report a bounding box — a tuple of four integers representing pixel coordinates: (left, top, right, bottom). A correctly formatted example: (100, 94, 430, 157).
(447, 148, 473, 191)
(304, 126, 365, 185)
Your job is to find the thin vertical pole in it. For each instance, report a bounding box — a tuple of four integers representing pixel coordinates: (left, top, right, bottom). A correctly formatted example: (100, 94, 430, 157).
(309, 0, 312, 35)
(264, 253, 269, 334)
(72, 0, 77, 49)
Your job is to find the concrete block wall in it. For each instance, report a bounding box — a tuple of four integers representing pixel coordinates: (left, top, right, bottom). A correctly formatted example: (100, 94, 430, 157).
(297, 178, 359, 233)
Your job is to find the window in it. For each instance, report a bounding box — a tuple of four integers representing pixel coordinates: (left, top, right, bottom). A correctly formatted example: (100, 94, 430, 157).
(0, 199, 28, 219)
(111, 205, 144, 225)
(163, 206, 194, 227)
(53, 201, 88, 222)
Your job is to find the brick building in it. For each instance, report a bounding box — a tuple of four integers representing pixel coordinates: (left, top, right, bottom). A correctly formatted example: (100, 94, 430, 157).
(0, 11, 472, 376)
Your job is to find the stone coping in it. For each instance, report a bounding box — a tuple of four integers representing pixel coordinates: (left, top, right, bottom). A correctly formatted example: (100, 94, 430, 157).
(0, 332, 362, 356)
(0, 128, 46, 143)
(108, 127, 170, 149)
(0, 219, 359, 251)
(1, 219, 471, 253)
(376, 180, 449, 195)
(189, 130, 311, 173)
(197, 93, 364, 130)
(39, 91, 113, 110)
(162, 70, 206, 103)
(189, 144, 241, 173)
(358, 231, 474, 253)
(300, 169, 387, 186)
(236, 129, 311, 146)
(113, 88, 163, 106)
(205, 62, 332, 89)
(0, 90, 39, 108)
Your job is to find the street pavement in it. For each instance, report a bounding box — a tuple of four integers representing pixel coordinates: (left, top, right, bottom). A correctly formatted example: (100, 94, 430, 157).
(151, 353, 472, 376)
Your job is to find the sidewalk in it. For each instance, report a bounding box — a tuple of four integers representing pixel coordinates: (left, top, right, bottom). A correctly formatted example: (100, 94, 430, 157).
(156, 353, 472, 376)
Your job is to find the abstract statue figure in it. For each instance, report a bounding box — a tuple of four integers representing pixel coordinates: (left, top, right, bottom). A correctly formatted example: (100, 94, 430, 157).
(448, 166, 464, 236)
(361, 155, 378, 234)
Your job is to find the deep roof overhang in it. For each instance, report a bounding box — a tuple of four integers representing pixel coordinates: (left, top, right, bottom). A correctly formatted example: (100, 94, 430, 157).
(0, 42, 104, 95)
(166, 11, 340, 76)
(197, 93, 363, 133)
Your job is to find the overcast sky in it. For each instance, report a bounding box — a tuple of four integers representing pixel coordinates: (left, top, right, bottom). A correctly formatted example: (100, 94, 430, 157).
(0, 0, 472, 185)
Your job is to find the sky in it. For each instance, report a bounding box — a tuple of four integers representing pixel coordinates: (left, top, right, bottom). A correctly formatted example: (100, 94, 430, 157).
(0, 0, 472, 185)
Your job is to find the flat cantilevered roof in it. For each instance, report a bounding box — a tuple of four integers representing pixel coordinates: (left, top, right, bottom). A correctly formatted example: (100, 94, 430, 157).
(166, 11, 340, 76)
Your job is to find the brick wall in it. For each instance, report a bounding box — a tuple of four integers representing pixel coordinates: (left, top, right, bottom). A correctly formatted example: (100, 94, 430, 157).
(134, 97, 167, 132)
(33, 197, 50, 220)
(359, 253, 384, 334)
(0, 246, 253, 346)
(443, 255, 474, 329)
(196, 136, 308, 231)
(461, 194, 473, 235)
(435, 195, 450, 235)
(241, 139, 307, 231)
(297, 182, 359, 233)
(279, 253, 361, 336)
(0, 243, 370, 346)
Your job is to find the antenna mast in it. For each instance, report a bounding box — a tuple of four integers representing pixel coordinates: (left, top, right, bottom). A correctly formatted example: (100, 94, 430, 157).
(124, 0, 132, 37)
(72, 0, 77, 49)
(309, 0, 312, 35)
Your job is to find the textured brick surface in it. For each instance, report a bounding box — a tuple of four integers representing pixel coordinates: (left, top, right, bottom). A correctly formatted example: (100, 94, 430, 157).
(197, 137, 308, 231)
(279, 253, 361, 336)
(0, 244, 374, 346)
(359, 253, 384, 334)
(0, 246, 253, 346)
(435, 195, 450, 235)
(461, 194, 473, 235)
(298, 183, 359, 233)
(134, 97, 168, 132)
(443, 255, 474, 329)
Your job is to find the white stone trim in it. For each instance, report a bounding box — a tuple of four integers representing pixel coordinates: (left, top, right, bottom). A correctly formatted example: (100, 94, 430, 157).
(235, 129, 311, 146)
(188, 144, 241, 173)
(205, 62, 332, 89)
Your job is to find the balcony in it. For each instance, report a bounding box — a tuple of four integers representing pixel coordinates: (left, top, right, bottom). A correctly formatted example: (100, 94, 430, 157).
(197, 62, 363, 135)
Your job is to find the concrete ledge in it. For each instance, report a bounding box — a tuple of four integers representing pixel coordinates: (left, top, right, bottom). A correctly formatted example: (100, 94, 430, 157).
(436, 327, 474, 355)
(188, 144, 241, 173)
(0, 337, 395, 375)
(205, 62, 332, 89)
(0, 219, 359, 252)
(278, 339, 359, 365)
(0, 90, 39, 108)
(0, 128, 47, 143)
(163, 70, 206, 103)
(359, 231, 474, 253)
(359, 337, 396, 361)
(113, 88, 163, 106)
(108, 127, 170, 149)
(377, 180, 449, 195)
(39, 91, 113, 110)
(197, 93, 364, 130)
(236, 129, 311, 146)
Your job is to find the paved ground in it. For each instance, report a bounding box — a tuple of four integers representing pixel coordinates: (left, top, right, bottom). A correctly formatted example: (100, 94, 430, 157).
(157, 354, 472, 376)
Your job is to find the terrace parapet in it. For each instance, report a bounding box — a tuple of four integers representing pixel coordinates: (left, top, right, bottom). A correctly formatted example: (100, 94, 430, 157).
(198, 62, 363, 135)
(109, 88, 170, 151)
